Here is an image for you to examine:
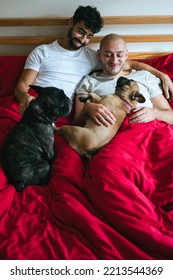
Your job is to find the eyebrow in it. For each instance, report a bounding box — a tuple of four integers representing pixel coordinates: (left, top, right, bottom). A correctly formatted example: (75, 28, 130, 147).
(105, 50, 124, 54)
(78, 27, 93, 37)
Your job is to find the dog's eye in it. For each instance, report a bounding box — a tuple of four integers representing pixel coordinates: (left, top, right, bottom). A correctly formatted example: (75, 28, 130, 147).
(59, 101, 66, 107)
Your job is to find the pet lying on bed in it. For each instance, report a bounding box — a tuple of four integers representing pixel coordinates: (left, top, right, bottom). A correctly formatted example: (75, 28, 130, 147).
(56, 77, 145, 157)
(1, 85, 71, 192)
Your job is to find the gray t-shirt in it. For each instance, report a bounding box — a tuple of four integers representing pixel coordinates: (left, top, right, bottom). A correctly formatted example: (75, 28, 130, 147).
(76, 70, 163, 108)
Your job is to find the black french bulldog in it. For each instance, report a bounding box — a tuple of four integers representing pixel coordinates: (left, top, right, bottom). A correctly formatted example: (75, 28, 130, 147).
(1, 85, 72, 192)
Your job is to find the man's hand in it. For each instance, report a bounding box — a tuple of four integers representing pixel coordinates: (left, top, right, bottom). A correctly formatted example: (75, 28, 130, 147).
(161, 74, 173, 101)
(84, 102, 116, 126)
(19, 93, 35, 114)
(129, 107, 157, 123)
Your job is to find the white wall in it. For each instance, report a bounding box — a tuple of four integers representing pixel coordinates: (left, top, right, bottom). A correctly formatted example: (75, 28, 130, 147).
(0, 0, 173, 54)
(1, 0, 173, 17)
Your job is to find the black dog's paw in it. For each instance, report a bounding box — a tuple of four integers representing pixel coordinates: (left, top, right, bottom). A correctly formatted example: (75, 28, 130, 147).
(15, 183, 26, 192)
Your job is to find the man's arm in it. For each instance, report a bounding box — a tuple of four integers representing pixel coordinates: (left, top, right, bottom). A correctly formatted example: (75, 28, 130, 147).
(129, 94, 173, 125)
(126, 60, 173, 100)
(15, 69, 38, 113)
(72, 93, 116, 127)
(72, 94, 88, 126)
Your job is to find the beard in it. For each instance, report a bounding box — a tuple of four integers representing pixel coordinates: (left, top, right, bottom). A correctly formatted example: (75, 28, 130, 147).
(67, 29, 85, 50)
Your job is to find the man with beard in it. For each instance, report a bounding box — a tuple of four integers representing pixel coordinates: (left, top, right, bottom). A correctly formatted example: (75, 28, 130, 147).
(15, 5, 104, 114)
(15, 6, 173, 125)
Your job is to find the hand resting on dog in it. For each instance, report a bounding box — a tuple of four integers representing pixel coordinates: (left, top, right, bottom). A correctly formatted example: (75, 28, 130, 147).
(56, 77, 145, 157)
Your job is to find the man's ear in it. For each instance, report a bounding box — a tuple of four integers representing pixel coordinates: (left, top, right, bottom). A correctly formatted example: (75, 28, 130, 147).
(97, 49, 101, 60)
(125, 49, 128, 60)
(68, 18, 73, 27)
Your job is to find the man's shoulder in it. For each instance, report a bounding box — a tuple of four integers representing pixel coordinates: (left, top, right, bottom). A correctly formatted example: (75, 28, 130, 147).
(32, 41, 57, 53)
(83, 46, 97, 56)
(81, 46, 101, 69)
(131, 69, 154, 77)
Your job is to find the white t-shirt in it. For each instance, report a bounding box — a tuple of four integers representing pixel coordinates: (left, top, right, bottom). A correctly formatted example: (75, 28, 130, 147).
(24, 40, 101, 99)
(76, 70, 163, 108)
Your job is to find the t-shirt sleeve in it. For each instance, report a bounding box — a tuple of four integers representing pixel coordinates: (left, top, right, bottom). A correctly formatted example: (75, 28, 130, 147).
(145, 72, 163, 98)
(75, 75, 93, 95)
(24, 45, 45, 72)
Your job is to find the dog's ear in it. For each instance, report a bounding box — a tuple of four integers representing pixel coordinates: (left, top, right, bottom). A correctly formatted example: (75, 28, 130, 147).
(130, 92, 146, 103)
(29, 99, 41, 113)
(29, 85, 43, 94)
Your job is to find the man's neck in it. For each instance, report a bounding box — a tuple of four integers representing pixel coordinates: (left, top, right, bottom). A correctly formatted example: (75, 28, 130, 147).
(100, 69, 132, 79)
(57, 39, 69, 50)
(57, 39, 78, 51)
(100, 71, 123, 79)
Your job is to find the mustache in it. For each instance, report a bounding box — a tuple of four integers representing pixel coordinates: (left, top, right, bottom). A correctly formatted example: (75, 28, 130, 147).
(72, 37, 85, 47)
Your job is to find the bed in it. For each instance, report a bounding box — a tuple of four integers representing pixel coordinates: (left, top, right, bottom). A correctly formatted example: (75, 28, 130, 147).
(0, 16, 173, 260)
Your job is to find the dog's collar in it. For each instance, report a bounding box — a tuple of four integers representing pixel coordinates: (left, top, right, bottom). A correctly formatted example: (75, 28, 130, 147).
(118, 96, 132, 112)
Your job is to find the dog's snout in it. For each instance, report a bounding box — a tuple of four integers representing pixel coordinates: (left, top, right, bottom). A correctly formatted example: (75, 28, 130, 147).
(58, 94, 72, 117)
(60, 95, 72, 107)
(116, 76, 133, 88)
(65, 95, 72, 105)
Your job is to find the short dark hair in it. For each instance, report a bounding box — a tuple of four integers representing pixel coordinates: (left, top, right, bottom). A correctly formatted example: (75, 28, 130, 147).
(72, 5, 103, 34)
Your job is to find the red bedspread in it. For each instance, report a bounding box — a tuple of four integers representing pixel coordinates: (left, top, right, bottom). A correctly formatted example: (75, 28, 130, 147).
(0, 55, 173, 260)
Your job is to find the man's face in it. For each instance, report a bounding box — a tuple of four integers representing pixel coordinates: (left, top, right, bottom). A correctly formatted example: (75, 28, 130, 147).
(68, 20, 94, 50)
(97, 39, 128, 76)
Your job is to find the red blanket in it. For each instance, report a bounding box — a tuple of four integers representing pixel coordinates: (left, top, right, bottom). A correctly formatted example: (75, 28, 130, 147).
(0, 55, 173, 260)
